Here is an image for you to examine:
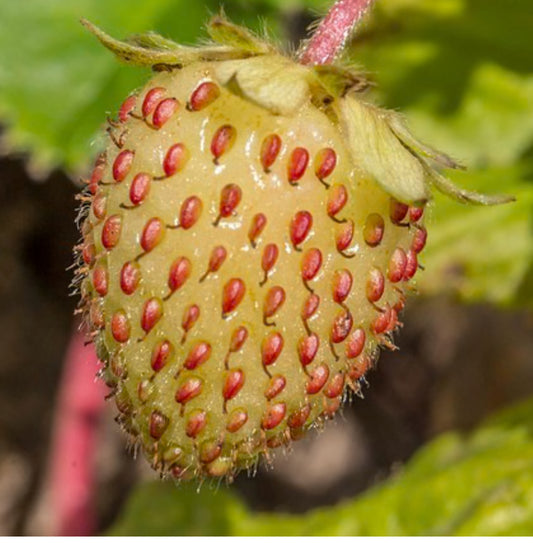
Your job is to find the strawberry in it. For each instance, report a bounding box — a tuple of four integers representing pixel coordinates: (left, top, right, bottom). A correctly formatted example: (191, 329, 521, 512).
(75, 16, 512, 481)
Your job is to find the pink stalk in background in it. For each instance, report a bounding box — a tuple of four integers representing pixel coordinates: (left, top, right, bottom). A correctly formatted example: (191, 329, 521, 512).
(47, 0, 376, 535)
(47, 331, 106, 536)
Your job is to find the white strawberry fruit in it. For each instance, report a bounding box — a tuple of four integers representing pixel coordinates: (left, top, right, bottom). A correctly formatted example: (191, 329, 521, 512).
(75, 16, 512, 481)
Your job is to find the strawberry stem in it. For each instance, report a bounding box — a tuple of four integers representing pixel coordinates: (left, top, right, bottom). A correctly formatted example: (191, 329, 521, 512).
(298, 0, 376, 65)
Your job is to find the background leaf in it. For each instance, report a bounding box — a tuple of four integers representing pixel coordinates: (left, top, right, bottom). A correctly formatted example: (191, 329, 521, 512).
(109, 398, 533, 536)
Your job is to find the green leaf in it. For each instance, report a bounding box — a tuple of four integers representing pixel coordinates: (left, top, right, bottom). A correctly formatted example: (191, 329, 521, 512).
(109, 397, 533, 536)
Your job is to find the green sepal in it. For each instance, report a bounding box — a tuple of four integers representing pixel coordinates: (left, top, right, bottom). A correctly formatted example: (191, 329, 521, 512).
(386, 112, 465, 171)
(214, 55, 311, 116)
(426, 166, 516, 205)
(207, 14, 273, 55)
(338, 95, 431, 204)
(312, 64, 370, 98)
(81, 19, 251, 67)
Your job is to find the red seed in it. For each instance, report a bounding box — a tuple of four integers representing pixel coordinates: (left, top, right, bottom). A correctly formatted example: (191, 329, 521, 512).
(150, 411, 169, 440)
(260, 134, 282, 172)
(301, 293, 320, 320)
(199, 441, 223, 464)
(142, 87, 166, 117)
(140, 218, 165, 253)
(301, 248, 322, 281)
(261, 332, 284, 366)
(168, 256, 191, 292)
(314, 148, 337, 181)
(263, 286, 286, 318)
(109, 355, 125, 379)
(324, 373, 345, 398)
(327, 184, 348, 218)
(92, 192, 107, 220)
(169, 465, 187, 479)
(138, 380, 153, 402)
(290, 211, 313, 249)
(306, 364, 330, 394)
(363, 213, 385, 247)
(149, 411, 169, 440)
(261, 243, 279, 273)
(184, 342, 212, 370)
(179, 196, 202, 229)
(111, 310, 130, 343)
(219, 184, 242, 218)
(346, 328, 366, 359)
(102, 215, 122, 249)
(189, 81, 220, 111)
(112, 150, 134, 182)
(248, 213, 267, 246)
(323, 398, 341, 418)
(409, 206, 424, 222)
(332, 269, 353, 304)
(223, 369, 245, 401)
(288, 147, 309, 183)
(366, 268, 385, 303)
(182, 304, 200, 333)
(348, 353, 372, 381)
(229, 326, 248, 353)
(118, 94, 137, 122)
(152, 97, 179, 128)
(262, 403, 286, 430)
(92, 263, 108, 296)
(185, 409, 207, 438)
(88, 153, 106, 194)
(175, 377, 203, 405)
(298, 333, 319, 367)
(371, 306, 395, 335)
(211, 125, 236, 161)
(129, 172, 151, 206)
(141, 297, 163, 333)
(151, 340, 173, 372)
(288, 404, 311, 429)
(82, 242, 96, 266)
(226, 408, 248, 432)
(265, 375, 286, 400)
(163, 143, 189, 177)
(222, 278, 246, 315)
(120, 261, 141, 295)
(412, 226, 427, 254)
(331, 310, 353, 343)
(394, 295, 406, 314)
(89, 302, 104, 329)
(390, 198, 409, 224)
(266, 435, 285, 449)
(336, 220, 354, 252)
(388, 248, 407, 283)
(403, 250, 418, 280)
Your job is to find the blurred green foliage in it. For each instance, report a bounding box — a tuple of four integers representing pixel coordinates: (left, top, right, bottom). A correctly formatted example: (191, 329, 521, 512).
(0, 0, 531, 306)
(110, 397, 533, 535)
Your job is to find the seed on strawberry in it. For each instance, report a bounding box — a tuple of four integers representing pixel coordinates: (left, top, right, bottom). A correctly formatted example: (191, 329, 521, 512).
(77, 14, 512, 482)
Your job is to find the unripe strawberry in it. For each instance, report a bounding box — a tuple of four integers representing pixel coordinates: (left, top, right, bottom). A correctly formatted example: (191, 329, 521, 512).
(76, 16, 513, 481)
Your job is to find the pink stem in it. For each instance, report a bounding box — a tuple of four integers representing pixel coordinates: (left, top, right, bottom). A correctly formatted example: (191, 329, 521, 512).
(298, 0, 376, 65)
(48, 330, 107, 536)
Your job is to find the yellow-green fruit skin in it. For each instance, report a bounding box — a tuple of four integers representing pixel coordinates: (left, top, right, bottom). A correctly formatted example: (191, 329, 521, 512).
(78, 61, 425, 481)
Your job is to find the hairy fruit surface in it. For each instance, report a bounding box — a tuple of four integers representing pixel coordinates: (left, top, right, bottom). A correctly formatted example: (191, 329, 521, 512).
(75, 16, 511, 481)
